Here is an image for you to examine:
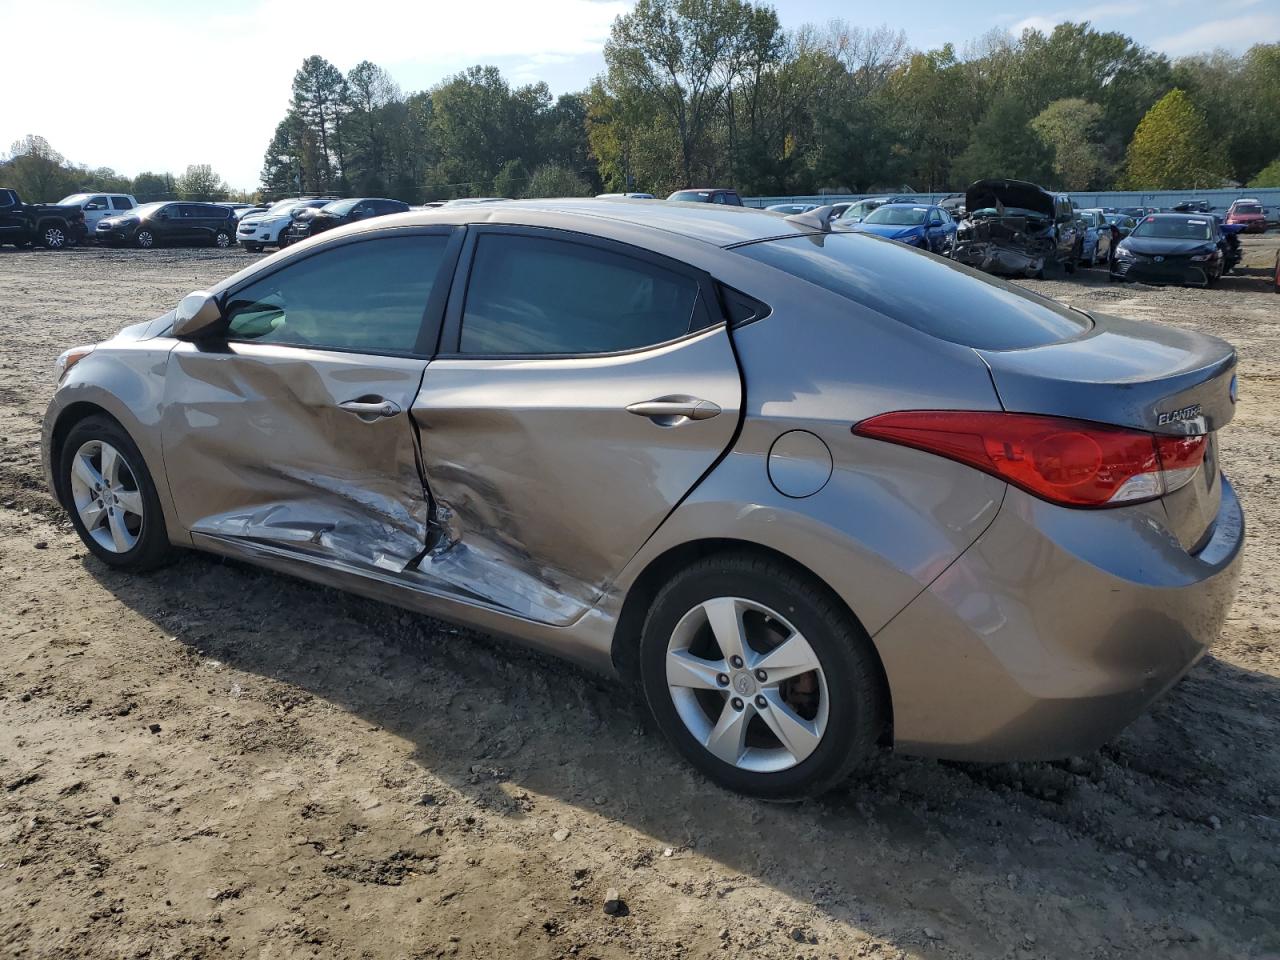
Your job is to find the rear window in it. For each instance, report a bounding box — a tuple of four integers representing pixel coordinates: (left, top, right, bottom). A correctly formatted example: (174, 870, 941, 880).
(1233, 204, 1262, 215)
(735, 232, 1090, 350)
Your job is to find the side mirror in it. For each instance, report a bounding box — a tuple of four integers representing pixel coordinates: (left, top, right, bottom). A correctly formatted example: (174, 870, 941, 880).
(173, 290, 224, 339)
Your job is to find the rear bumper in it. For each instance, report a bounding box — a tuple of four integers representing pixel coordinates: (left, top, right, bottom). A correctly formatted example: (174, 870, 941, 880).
(874, 477, 1244, 761)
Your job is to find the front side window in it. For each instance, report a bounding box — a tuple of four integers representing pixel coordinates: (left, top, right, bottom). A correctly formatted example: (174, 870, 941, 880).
(224, 235, 448, 353)
(459, 234, 701, 355)
(85, 195, 109, 211)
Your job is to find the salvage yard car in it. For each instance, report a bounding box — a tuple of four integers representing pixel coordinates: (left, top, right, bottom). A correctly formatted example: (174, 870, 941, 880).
(57, 193, 138, 233)
(43, 199, 1244, 799)
(953, 179, 1079, 278)
(95, 201, 237, 248)
(1110, 213, 1229, 287)
(667, 188, 743, 205)
(1076, 208, 1113, 266)
(286, 197, 411, 242)
(237, 197, 338, 251)
(0, 187, 87, 249)
(841, 202, 957, 255)
(1225, 198, 1267, 233)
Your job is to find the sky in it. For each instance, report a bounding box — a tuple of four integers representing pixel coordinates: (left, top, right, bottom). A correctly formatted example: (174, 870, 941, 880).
(2, 0, 1276, 191)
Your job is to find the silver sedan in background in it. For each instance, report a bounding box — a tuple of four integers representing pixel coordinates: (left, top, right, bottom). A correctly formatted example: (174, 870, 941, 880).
(44, 200, 1243, 798)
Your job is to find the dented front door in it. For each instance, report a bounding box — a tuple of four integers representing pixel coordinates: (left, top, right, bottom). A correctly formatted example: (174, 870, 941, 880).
(159, 230, 459, 571)
(162, 343, 432, 571)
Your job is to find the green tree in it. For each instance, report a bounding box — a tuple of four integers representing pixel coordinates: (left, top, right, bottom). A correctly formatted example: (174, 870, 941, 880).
(2, 135, 79, 201)
(131, 171, 176, 201)
(1121, 88, 1227, 189)
(524, 163, 591, 198)
(492, 158, 530, 197)
(290, 55, 351, 191)
(603, 0, 780, 185)
(954, 94, 1053, 185)
(1030, 98, 1106, 189)
(175, 164, 228, 201)
(1247, 158, 1280, 188)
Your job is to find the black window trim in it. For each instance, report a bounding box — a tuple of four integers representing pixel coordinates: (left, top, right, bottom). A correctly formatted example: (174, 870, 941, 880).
(216, 224, 465, 360)
(437, 223, 728, 361)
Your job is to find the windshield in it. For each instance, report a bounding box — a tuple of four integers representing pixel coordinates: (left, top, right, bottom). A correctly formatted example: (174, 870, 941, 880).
(736, 233, 1089, 350)
(839, 200, 882, 221)
(265, 199, 302, 215)
(58, 194, 91, 205)
(863, 205, 928, 226)
(1232, 204, 1262, 215)
(1131, 217, 1213, 241)
(322, 198, 361, 215)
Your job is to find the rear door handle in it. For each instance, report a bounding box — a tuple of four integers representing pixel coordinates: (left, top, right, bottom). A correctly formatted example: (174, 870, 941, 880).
(626, 396, 721, 423)
(340, 398, 401, 420)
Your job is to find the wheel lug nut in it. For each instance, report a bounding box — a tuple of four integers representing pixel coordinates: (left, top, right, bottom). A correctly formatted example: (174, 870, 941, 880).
(729, 655, 744, 669)
(716, 673, 729, 687)
(755, 695, 767, 709)
(755, 669, 767, 682)
(731, 697, 744, 711)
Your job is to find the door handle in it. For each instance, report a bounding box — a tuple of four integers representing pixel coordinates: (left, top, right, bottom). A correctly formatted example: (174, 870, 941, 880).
(626, 396, 721, 424)
(339, 398, 401, 420)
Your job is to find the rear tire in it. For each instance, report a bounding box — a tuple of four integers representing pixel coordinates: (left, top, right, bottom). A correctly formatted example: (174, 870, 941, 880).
(639, 552, 884, 800)
(59, 415, 174, 572)
(213, 229, 232, 248)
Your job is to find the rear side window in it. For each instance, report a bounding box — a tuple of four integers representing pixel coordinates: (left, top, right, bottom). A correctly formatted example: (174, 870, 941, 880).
(459, 234, 701, 355)
(224, 235, 447, 354)
(735, 232, 1090, 350)
(111, 197, 134, 209)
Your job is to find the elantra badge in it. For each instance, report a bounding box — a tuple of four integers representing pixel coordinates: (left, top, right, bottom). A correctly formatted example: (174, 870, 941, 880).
(1156, 403, 1202, 425)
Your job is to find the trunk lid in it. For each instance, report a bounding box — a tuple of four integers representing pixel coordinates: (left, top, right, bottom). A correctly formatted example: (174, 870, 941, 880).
(977, 312, 1237, 549)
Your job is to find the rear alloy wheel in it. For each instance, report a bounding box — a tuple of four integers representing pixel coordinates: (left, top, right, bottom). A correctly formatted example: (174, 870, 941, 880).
(213, 229, 232, 248)
(640, 553, 883, 799)
(135, 229, 155, 249)
(39, 224, 67, 249)
(60, 416, 173, 571)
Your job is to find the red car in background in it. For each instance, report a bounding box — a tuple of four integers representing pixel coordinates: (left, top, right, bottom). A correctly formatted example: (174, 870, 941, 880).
(1226, 199, 1267, 233)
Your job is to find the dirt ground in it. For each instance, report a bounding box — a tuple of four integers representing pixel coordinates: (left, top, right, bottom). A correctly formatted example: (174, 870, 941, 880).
(1, 237, 1278, 960)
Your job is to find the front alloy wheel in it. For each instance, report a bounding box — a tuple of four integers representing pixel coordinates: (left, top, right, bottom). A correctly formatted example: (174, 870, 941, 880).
(69, 439, 144, 554)
(136, 229, 154, 249)
(41, 225, 66, 249)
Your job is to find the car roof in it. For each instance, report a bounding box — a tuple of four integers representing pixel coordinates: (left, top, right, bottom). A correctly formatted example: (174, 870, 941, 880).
(389, 198, 817, 248)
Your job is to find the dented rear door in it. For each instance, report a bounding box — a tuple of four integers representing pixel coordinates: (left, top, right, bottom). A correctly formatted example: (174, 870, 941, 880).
(161, 229, 460, 571)
(411, 227, 742, 625)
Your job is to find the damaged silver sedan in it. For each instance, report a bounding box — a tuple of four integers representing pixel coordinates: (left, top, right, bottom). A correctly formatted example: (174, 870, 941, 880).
(45, 200, 1243, 799)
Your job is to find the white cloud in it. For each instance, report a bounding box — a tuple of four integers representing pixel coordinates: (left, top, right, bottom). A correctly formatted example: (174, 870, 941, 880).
(1153, 12, 1280, 54)
(1010, 3, 1148, 35)
(0, 0, 627, 190)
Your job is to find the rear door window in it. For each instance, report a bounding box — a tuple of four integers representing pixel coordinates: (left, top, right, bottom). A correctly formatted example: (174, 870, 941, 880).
(458, 233, 701, 355)
(224, 234, 449, 354)
(736, 232, 1090, 350)
(111, 196, 134, 210)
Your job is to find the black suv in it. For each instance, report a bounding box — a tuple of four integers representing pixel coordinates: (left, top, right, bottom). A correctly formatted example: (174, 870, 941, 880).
(96, 202, 236, 248)
(287, 197, 410, 242)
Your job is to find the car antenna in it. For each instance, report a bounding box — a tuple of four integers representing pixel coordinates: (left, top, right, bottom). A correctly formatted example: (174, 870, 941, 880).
(784, 204, 837, 233)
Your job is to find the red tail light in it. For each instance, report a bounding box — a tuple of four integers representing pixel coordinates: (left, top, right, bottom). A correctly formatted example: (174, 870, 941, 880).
(853, 411, 1207, 507)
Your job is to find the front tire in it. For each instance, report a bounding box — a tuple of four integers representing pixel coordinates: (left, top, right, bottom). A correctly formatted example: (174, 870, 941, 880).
(135, 229, 155, 249)
(37, 223, 68, 249)
(639, 553, 884, 800)
(59, 415, 173, 571)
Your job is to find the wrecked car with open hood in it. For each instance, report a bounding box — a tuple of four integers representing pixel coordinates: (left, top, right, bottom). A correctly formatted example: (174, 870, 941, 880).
(43, 199, 1244, 802)
(953, 179, 1080, 278)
